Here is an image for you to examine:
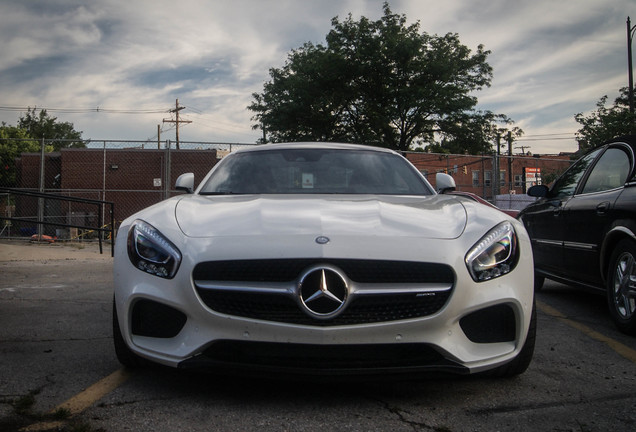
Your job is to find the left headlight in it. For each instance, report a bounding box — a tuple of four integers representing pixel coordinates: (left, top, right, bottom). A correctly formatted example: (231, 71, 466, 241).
(465, 221, 518, 282)
(127, 219, 182, 279)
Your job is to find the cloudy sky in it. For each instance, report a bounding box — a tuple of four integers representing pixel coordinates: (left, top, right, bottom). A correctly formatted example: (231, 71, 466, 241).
(0, 0, 633, 154)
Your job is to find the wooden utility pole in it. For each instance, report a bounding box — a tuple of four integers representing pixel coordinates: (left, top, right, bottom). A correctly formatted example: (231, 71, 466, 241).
(163, 99, 191, 149)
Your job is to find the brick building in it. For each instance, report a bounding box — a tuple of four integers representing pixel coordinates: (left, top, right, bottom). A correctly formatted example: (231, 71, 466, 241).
(10, 147, 572, 238)
(405, 151, 573, 199)
(12, 148, 219, 235)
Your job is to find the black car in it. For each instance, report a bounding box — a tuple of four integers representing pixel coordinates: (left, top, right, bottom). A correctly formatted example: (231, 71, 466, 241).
(519, 135, 636, 334)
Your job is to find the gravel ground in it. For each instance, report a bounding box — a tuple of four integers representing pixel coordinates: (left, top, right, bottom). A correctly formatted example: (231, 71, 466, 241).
(0, 240, 113, 262)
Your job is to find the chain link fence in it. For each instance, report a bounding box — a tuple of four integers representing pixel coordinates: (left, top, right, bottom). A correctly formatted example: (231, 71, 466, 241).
(0, 138, 573, 243)
(0, 139, 255, 243)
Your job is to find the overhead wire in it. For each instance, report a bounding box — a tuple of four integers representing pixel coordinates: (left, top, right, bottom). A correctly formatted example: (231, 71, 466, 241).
(0, 105, 169, 114)
(0, 104, 576, 144)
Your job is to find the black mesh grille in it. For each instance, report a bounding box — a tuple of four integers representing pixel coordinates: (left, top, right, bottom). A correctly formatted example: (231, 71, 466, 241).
(197, 290, 451, 326)
(193, 259, 454, 326)
(193, 258, 454, 284)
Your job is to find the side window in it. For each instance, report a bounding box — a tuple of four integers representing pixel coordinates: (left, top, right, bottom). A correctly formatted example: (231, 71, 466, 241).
(550, 148, 601, 198)
(581, 147, 631, 194)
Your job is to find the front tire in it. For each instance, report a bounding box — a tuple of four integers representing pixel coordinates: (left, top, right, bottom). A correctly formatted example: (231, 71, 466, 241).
(534, 272, 545, 291)
(607, 239, 636, 335)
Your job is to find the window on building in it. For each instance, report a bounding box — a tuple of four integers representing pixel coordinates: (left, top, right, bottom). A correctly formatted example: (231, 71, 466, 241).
(484, 171, 492, 187)
(472, 171, 480, 187)
(514, 174, 523, 187)
(500, 170, 506, 187)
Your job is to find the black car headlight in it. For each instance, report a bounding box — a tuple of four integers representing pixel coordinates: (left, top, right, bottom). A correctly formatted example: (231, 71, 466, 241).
(465, 221, 518, 282)
(127, 220, 182, 279)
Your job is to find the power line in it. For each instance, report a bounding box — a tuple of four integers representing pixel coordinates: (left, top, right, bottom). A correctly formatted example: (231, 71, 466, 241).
(0, 105, 169, 114)
(516, 137, 575, 142)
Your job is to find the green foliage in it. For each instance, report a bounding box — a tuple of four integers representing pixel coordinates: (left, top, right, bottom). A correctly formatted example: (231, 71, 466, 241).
(424, 114, 523, 154)
(249, 2, 507, 152)
(0, 125, 48, 187)
(574, 87, 636, 153)
(18, 108, 84, 151)
(12, 389, 39, 416)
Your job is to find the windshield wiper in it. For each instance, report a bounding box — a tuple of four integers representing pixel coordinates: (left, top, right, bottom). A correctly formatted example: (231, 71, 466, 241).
(199, 190, 239, 195)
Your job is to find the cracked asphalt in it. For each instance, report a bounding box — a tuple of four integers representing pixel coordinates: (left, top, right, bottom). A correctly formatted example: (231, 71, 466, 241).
(1, 240, 635, 431)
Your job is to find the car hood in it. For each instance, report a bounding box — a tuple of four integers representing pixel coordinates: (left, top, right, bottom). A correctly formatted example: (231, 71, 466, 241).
(174, 194, 467, 240)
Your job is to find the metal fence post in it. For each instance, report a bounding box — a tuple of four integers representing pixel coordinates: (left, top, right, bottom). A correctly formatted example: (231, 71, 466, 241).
(102, 140, 107, 241)
(37, 137, 45, 240)
(165, 139, 171, 200)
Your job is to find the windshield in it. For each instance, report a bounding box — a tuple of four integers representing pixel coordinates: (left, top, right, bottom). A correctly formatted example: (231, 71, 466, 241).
(199, 148, 433, 195)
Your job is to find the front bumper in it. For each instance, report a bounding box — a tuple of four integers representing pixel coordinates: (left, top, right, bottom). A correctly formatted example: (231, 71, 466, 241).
(114, 230, 534, 375)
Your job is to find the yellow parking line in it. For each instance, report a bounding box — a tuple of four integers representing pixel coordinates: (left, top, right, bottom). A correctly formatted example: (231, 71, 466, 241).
(537, 300, 636, 364)
(20, 421, 65, 432)
(52, 368, 131, 415)
(20, 368, 131, 432)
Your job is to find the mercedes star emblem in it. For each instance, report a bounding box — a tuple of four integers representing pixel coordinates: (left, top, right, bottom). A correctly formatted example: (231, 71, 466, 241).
(298, 266, 348, 319)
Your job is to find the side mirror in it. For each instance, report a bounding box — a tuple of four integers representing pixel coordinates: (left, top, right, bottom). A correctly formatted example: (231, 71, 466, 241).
(436, 172, 456, 193)
(527, 184, 549, 198)
(175, 173, 195, 194)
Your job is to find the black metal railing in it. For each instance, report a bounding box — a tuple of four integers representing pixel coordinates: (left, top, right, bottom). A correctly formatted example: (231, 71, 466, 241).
(0, 187, 115, 256)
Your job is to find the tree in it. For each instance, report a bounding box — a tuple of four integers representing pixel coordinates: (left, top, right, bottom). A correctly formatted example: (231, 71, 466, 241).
(574, 87, 636, 153)
(249, 2, 506, 152)
(0, 124, 51, 187)
(18, 108, 84, 151)
(423, 114, 523, 154)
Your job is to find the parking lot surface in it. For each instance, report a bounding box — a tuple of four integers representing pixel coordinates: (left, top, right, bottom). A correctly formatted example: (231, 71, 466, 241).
(1, 240, 635, 431)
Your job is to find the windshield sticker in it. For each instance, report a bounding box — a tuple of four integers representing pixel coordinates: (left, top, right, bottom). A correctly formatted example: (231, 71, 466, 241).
(302, 173, 314, 188)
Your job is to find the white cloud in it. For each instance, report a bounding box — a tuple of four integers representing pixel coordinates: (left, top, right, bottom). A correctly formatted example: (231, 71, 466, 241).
(0, 0, 634, 152)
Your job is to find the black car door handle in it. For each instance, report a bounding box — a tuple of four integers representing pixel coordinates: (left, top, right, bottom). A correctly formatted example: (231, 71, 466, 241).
(596, 201, 610, 215)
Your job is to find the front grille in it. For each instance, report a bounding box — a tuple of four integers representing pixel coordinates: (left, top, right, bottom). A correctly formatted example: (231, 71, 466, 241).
(193, 258, 454, 283)
(197, 289, 451, 326)
(193, 259, 454, 326)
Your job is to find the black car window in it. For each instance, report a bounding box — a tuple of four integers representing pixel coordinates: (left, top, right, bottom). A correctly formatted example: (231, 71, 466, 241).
(581, 147, 631, 194)
(550, 148, 602, 199)
(199, 148, 434, 195)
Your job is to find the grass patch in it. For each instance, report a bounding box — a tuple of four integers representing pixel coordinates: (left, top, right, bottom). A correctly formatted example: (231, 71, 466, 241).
(53, 407, 72, 419)
(65, 420, 107, 432)
(13, 390, 39, 415)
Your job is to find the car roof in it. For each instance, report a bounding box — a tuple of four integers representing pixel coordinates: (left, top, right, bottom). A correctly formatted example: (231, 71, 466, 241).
(602, 135, 636, 152)
(232, 142, 401, 156)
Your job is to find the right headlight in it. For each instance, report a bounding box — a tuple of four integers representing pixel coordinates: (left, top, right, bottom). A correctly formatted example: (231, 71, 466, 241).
(127, 219, 182, 279)
(465, 221, 519, 282)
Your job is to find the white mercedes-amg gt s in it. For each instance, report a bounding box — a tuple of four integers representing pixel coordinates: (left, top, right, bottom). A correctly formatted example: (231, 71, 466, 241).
(113, 143, 535, 377)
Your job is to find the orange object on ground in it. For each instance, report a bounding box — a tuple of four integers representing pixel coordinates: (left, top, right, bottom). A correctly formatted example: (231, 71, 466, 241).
(30, 234, 56, 243)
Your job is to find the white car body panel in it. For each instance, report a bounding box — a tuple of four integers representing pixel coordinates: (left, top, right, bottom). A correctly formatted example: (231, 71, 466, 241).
(113, 143, 534, 375)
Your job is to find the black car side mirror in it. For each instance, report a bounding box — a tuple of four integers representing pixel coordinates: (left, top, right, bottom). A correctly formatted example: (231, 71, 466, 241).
(527, 184, 550, 198)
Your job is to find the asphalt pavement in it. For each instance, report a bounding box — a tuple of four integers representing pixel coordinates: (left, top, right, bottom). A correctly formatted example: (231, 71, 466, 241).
(1, 241, 635, 432)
